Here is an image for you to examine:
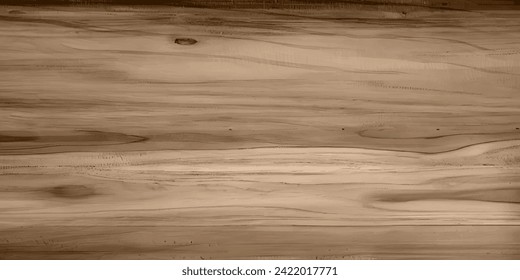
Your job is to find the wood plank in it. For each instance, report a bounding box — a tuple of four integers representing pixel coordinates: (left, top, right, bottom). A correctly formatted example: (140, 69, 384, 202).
(0, 6, 519, 259)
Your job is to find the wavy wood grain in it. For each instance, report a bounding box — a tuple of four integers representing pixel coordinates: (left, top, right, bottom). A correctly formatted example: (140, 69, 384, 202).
(0, 6, 519, 259)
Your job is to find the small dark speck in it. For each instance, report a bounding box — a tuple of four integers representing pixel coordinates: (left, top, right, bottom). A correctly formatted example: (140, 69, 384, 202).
(436, 128, 440, 130)
(516, 128, 519, 130)
(228, 128, 232, 131)
(341, 128, 345, 131)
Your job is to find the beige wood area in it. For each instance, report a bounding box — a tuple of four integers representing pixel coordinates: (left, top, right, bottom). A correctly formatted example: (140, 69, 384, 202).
(0, 6, 519, 259)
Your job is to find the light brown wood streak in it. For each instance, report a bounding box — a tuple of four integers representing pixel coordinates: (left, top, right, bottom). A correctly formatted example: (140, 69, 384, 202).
(0, 6, 519, 259)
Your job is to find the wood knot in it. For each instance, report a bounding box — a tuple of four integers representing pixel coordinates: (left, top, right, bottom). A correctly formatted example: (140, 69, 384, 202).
(48, 185, 96, 199)
(174, 38, 198, 45)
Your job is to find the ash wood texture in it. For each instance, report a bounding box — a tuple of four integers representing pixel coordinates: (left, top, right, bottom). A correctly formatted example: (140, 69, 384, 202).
(0, 6, 519, 259)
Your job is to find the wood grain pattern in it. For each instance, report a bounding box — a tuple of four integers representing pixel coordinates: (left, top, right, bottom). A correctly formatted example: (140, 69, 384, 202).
(0, 6, 519, 259)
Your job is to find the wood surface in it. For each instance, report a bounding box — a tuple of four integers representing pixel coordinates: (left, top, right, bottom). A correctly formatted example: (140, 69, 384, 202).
(0, 6, 519, 259)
